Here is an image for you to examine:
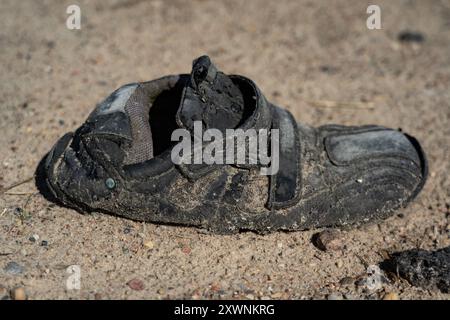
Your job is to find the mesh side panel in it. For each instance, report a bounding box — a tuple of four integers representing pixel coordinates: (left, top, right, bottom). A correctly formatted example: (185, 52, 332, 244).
(123, 85, 154, 165)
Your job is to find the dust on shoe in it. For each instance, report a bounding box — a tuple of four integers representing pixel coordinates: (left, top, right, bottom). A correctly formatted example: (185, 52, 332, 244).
(38, 56, 428, 234)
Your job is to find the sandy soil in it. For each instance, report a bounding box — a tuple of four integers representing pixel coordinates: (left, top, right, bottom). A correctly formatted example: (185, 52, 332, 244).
(0, 0, 449, 300)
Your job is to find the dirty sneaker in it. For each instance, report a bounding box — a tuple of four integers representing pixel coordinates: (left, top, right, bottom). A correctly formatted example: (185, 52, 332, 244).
(39, 56, 428, 234)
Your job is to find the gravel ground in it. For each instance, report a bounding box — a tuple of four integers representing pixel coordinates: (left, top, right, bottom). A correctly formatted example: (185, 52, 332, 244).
(0, 0, 449, 300)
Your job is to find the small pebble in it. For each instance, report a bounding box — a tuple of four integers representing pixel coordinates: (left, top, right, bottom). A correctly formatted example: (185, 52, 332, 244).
(40, 240, 48, 246)
(46, 40, 55, 49)
(11, 287, 27, 300)
(29, 234, 39, 242)
(398, 31, 425, 43)
(383, 292, 399, 300)
(127, 278, 145, 291)
(319, 65, 338, 74)
(4, 261, 24, 275)
(182, 246, 191, 254)
(272, 90, 281, 97)
(313, 229, 344, 251)
(143, 240, 154, 249)
(339, 277, 355, 286)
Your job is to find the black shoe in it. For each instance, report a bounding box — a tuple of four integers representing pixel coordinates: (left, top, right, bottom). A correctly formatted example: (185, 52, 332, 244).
(40, 56, 427, 234)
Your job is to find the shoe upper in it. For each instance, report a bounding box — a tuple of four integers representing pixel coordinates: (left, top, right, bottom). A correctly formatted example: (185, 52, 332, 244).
(41, 56, 427, 233)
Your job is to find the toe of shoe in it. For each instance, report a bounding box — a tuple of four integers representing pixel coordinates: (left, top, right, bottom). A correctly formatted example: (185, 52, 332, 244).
(322, 128, 427, 223)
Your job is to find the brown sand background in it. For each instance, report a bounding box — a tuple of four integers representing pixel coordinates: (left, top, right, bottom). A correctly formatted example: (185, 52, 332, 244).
(0, 0, 449, 299)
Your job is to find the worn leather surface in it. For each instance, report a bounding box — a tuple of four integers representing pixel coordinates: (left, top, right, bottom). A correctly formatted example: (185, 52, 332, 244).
(41, 58, 428, 234)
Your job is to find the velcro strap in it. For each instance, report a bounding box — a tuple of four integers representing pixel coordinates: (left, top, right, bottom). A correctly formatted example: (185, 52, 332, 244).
(266, 107, 301, 209)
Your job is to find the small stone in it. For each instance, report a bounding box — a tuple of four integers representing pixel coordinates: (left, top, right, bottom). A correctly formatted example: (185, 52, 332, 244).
(327, 293, 343, 300)
(381, 247, 450, 293)
(336, 260, 343, 268)
(313, 229, 344, 251)
(157, 288, 165, 295)
(339, 277, 355, 286)
(398, 31, 425, 43)
(182, 246, 191, 254)
(29, 234, 39, 242)
(245, 294, 255, 300)
(4, 261, 24, 275)
(46, 40, 55, 49)
(11, 287, 27, 300)
(127, 278, 145, 291)
(143, 240, 154, 249)
(40, 240, 48, 246)
(383, 292, 399, 300)
(94, 293, 102, 300)
(210, 284, 220, 292)
(319, 65, 338, 74)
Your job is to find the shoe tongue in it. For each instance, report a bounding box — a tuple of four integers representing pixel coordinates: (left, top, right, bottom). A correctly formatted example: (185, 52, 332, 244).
(176, 55, 245, 133)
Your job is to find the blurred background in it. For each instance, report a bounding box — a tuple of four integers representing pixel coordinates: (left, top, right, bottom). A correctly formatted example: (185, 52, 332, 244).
(0, 0, 449, 300)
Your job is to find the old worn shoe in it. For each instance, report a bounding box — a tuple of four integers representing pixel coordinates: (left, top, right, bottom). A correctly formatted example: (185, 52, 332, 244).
(40, 56, 427, 233)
